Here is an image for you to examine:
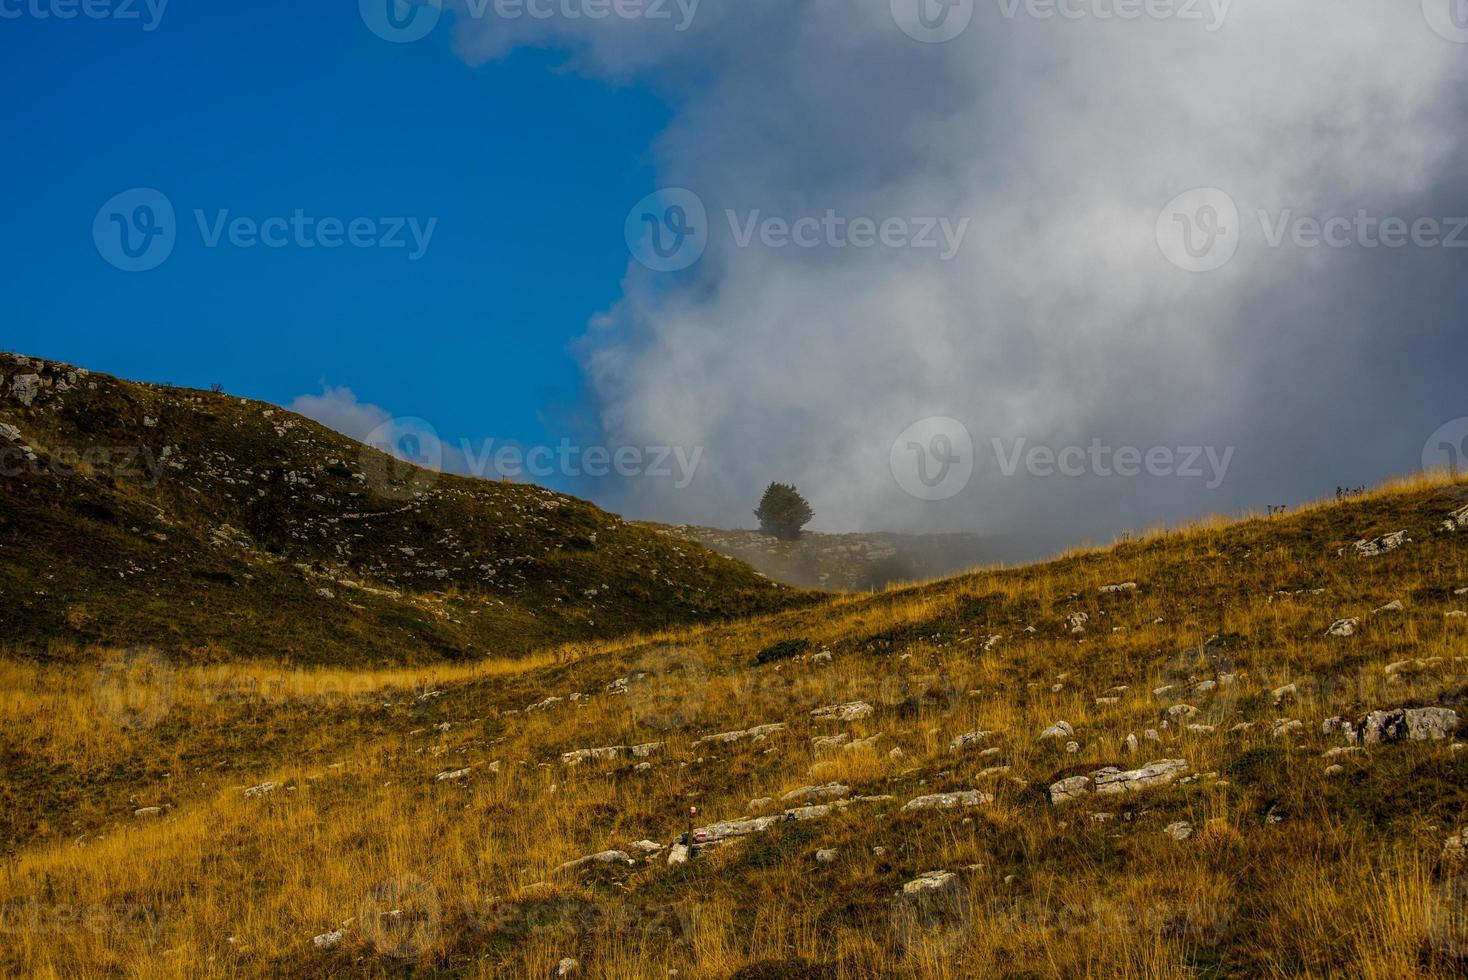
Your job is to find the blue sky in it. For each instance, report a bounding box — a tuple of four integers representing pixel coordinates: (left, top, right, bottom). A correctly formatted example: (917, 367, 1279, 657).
(4, 1, 1465, 545)
(2, 1, 669, 456)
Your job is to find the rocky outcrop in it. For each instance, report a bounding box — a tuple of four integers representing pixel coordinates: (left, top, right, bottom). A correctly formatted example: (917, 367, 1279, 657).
(811, 702, 874, 722)
(1049, 759, 1189, 804)
(900, 790, 992, 812)
(1358, 707, 1459, 744)
(948, 731, 994, 753)
(781, 783, 849, 804)
(692, 724, 787, 747)
(1351, 531, 1409, 557)
(898, 870, 960, 900)
(554, 850, 635, 874)
(560, 742, 663, 765)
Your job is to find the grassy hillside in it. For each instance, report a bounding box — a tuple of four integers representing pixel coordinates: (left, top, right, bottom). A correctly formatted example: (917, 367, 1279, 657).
(0, 351, 810, 667)
(4, 471, 1468, 976)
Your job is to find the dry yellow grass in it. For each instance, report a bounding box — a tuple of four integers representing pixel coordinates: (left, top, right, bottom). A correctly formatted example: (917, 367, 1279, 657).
(3, 473, 1468, 977)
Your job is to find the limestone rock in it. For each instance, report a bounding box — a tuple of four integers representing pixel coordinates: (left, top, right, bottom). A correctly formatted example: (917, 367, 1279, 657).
(901, 790, 992, 812)
(1358, 707, 1459, 744)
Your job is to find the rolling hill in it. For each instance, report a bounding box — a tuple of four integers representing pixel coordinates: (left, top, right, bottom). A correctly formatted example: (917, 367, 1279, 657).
(0, 351, 810, 667)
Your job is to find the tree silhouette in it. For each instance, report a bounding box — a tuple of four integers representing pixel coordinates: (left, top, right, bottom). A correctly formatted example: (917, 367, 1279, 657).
(754, 482, 814, 540)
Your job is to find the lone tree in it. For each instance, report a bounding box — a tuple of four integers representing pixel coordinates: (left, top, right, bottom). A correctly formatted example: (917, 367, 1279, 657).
(754, 482, 814, 540)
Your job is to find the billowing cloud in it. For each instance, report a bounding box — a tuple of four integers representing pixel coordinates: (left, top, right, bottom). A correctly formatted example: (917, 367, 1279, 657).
(452, 2, 1468, 551)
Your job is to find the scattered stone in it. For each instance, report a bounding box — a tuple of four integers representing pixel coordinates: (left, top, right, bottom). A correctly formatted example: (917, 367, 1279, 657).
(815, 849, 838, 864)
(748, 797, 773, 811)
(1067, 612, 1089, 634)
(1039, 721, 1074, 741)
(1323, 746, 1362, 759)
(1444, 829, 1468, 863)
(898, 870, 960, 900)
(435, 768, 472, 782)
(782, 783, 849, 804)
(1272, 719, 1305, 738)
(133, 806, 164, 818)
(630, 840, 663, 855)
(243, 782, 278, 798)
(1326, 618, 1360, 638)
(1123, 733, 1139, 754)
(1324, 764, 1345, 777)
(1065, 741, 1080, 753)
(554, 958, 580, 977)
(1373, 600, 1404, 615)
(1186, 724, 1216, 735)
(977, 765, 1011, 779)
(1166, 704, 1199, 720)
(554, 850, 635, 874)
(1442, 506, 1468, 533)
(948, 731, 993, 753)
(811, 651, 833, 665)
(312, 929, 345, 949)
(812, 733, 850, 750)
(1163, 821, 1194, 841)
(1272, 683, 1298, 705)
(1100, 582, 1138, 594)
